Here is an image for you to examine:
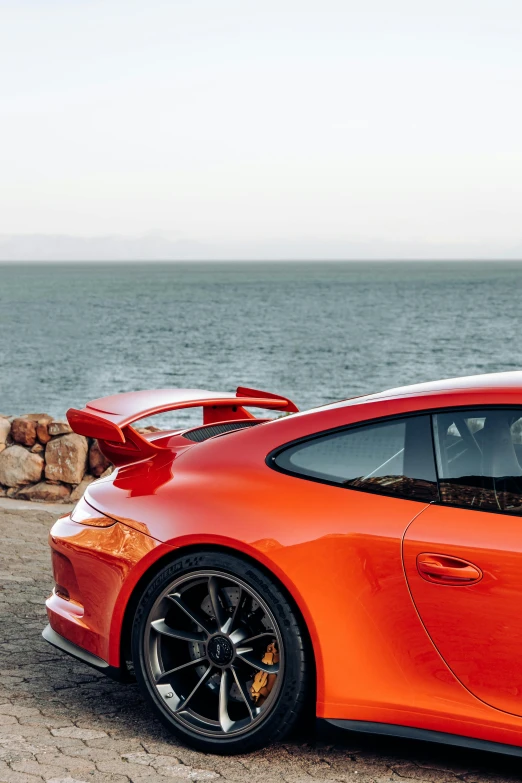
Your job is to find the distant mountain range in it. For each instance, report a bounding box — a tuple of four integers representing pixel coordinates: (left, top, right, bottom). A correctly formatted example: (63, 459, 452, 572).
(1, 234, 521, 261)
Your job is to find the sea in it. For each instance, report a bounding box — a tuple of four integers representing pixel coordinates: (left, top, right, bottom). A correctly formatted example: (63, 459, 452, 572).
(1, 261, 521, 429)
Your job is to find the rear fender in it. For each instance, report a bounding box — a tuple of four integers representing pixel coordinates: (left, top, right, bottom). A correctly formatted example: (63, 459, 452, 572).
(111, 532, 322, 697)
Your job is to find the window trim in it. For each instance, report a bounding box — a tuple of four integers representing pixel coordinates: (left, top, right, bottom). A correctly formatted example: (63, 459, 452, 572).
(268, 404, 522, 512)
(266, 410, 440, 503)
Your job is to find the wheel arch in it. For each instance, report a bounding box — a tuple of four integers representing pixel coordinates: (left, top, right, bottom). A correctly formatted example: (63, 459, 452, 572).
(118, 541, 318, 709)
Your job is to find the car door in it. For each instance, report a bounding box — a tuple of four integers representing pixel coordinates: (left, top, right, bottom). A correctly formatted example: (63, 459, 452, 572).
(272, 412, 442, 710)
(403, 407, 522, 716)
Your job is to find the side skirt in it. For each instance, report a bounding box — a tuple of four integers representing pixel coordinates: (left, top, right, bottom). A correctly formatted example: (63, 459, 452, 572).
(324, 719, 522, 759)
(42, 624, 128, 683)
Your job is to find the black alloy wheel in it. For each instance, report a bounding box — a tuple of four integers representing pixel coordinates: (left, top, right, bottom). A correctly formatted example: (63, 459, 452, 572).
(132, 551, 310, 754)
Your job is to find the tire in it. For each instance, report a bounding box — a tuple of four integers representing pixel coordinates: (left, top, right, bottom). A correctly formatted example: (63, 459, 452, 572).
(131, 550, 309, 754)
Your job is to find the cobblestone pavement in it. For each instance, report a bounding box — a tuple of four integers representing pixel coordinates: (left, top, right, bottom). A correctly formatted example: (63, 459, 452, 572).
(1, 505, 521, 783)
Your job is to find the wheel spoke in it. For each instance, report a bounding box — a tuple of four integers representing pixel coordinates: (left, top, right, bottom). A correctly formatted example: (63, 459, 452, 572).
(229, 626, 249, 645)
(229, 587, 252, 633)
(234, 589, 251, 627)
(218, 668, 234, 732)
(223, 590, 252, 636)
(220, 588, 235, 633)
(219, 587, 235, 613)
(174, 665, 214, 713)
(235, 650, 279, 674)
(155, 656, 206, 684)
(219, 588, 236, 634)
(167, 592, 210, 634)
(151, 619, 206, 643)
(208, 576, 226, 630)
(231, 666, 255, 719)
(239, 631, 276, 646)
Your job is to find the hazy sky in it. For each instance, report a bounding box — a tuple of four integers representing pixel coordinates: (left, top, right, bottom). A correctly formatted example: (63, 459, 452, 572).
(1, 0, 522, 257)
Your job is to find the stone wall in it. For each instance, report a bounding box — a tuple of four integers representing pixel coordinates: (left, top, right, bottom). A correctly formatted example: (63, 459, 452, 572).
(0, 413, 113, 503)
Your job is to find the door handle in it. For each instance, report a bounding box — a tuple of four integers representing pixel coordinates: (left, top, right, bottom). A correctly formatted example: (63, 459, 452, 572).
(416, 553, 483, 585)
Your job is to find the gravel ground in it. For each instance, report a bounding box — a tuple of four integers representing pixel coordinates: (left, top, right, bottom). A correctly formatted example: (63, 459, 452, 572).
(0, 503, 521, 783)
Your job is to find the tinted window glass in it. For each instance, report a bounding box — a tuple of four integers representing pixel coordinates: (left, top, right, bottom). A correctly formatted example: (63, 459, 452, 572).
(433, 409, 522, 514)
(274, 416, 437, 501)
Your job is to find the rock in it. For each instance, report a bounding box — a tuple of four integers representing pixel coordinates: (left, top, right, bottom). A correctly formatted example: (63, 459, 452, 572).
(0, 486, 6, 497)
(89, 440, 111, 477)
(30, 443, 44, 453)
(0, 445, 44, 487)
(70, 475, 95, 503)
(0, 444, 5, 454)
(48, 420, 72, 436)
(36, 421, 52, 444)
(10, 417, 37, 447)
(45, 434, 88, 484)
(6, 487, 18, 497)
(136, 425, 161, 434)
(0, 418, 10, 446)
(100, 465, 114, 478)
(16, 414, 55, 444)
(16, 481, 71, 502)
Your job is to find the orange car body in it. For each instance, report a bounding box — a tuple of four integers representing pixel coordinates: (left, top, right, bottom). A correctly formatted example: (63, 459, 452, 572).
(45, 374, 522, 755)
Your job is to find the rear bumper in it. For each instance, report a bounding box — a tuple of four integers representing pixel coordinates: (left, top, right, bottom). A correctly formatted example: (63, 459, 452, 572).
(46, 513, 161, 668)
(42, 623, 124, 681)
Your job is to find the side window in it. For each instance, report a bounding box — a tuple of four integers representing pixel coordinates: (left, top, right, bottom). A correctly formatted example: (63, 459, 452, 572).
(274, 416, 438, 501)
(432, 409, 522, 514)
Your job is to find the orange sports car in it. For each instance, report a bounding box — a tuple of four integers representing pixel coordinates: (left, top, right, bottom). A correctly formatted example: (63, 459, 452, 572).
(44, 373, 522, 755)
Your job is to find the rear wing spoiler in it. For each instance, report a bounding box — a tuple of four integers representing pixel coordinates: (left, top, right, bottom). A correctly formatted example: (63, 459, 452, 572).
(67, 386, 298, 464)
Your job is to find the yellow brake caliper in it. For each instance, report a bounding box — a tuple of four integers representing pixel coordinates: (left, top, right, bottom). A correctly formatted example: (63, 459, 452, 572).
(250, 642, 279, 705)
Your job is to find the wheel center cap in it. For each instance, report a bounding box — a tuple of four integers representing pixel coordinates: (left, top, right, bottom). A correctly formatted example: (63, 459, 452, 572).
(207, 635, 234, 666)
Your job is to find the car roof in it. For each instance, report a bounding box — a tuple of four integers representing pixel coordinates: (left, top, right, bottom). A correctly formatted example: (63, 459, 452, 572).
(308, 371, 522, 415)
